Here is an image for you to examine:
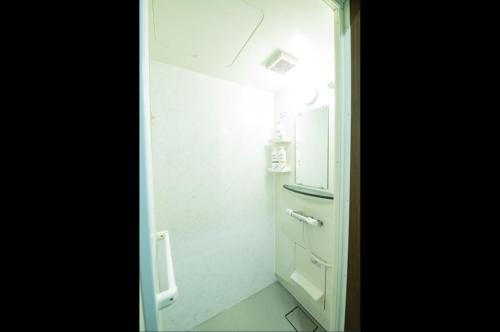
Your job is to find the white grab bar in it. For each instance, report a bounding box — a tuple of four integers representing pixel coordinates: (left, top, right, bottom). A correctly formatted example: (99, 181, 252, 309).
(156, 231, 178, 309)
(286, 209, 323, 227)
(310, 253, 332, 268)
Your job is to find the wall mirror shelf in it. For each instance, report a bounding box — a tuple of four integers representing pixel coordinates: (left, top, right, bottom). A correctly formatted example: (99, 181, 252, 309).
(283, 184, 333, 200)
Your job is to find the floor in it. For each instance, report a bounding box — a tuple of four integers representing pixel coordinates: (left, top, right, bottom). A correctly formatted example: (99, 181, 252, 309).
(193, 281, 326, 332)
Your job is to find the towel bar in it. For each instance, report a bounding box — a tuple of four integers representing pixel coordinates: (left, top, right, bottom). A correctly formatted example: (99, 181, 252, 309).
(286, 209, 323, 227)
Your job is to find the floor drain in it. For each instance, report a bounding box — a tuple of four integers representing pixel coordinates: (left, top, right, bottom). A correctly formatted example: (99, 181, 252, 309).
(284, 306, 318, 332)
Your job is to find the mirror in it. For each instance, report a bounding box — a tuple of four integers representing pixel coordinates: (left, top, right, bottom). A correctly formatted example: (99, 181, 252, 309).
(295, 105, 329, 189)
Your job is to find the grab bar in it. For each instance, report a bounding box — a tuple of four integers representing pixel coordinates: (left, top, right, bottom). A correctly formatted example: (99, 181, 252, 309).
(285, 209, 323, 227)
(310, 253, 332, 268)
(156, 231, 178, 309)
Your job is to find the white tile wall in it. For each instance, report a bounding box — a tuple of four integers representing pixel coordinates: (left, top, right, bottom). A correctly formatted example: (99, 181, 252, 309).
(150, 61, 276, 331)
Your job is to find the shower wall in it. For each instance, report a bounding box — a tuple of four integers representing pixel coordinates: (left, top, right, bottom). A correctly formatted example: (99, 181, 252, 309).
(273, 82, 338, 329)
(149, 60, 276, 330)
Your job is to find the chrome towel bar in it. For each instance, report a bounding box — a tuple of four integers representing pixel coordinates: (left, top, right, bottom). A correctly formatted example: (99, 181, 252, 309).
(285, 209, 323, 227)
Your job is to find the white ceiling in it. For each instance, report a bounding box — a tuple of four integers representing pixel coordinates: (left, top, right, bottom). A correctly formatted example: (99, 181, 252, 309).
(149, 0, 335, 92)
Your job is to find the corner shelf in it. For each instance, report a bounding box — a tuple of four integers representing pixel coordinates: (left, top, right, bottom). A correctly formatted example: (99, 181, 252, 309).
(268, 138, 291, 173)
(268, 138, 291, 144)
(268, 167, 291, 173)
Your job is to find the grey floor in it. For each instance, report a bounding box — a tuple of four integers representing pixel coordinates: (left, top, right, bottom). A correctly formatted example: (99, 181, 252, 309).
(193, 281, 326, 332)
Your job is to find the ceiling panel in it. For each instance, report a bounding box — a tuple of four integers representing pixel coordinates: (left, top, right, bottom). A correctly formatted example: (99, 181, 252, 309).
(150, 0, 335, 92)
(152, 0, 263, 67)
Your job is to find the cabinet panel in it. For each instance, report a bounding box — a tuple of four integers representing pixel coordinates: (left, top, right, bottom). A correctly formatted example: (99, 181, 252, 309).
(291, 243, 326, 310)
(302, 200, 335, 264)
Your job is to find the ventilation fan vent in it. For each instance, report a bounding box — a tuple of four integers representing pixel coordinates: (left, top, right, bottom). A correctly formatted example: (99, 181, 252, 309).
(267, 50, 298, 74)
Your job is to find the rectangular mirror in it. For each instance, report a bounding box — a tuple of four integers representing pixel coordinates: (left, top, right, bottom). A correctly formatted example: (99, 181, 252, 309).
(295, 105, 329, 189)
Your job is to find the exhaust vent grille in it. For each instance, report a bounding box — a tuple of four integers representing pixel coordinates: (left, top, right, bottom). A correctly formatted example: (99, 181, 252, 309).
(267, 50, 298, 74)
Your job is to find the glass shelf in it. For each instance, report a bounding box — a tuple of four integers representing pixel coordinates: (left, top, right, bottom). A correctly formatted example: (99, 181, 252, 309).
(268, 167, 291, 173)
(268, 138, 291, 144)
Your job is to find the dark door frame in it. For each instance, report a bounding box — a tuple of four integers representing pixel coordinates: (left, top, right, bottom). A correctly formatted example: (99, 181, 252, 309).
(344, 0, 360, 330)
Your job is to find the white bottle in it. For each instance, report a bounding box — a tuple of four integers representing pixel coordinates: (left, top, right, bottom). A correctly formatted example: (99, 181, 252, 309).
(277, 146, 287, 171)
(271, 147, 279, 170)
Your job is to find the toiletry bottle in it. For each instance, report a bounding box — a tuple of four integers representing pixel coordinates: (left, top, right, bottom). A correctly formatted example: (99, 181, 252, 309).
(271, 147, 279, 170)
(278, 146, 287, 171)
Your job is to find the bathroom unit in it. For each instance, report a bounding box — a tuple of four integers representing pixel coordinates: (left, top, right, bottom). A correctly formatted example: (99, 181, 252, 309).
(140, 0, 353, 331)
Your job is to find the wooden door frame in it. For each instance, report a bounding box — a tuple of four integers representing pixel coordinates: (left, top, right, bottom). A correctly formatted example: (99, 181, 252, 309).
(344, 0, 360, 330)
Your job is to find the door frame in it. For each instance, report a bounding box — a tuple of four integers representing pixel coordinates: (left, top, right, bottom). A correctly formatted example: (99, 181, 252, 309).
(345, 0, 360, 330)
(140, 0, 160, 330)
(322, 0, 352, 330)
(140, 0, 353, 330)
